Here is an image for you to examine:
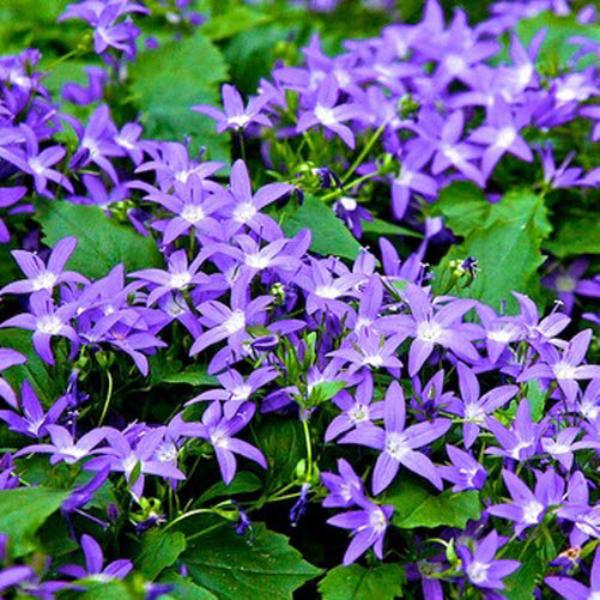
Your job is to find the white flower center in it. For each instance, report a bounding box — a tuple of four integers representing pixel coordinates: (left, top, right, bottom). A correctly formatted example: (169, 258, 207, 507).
(36, 315, 62, 335)
(61, 446, 88, 462)
(555, 275, 576, 292)
(368, 507, 387, 533)
(522, 500, 544, 524)
(385, 432, 410, 461)
(170, 271, 192, 289)
(231, 384, 252, 401)
(223, 309, 246, 334)
(314, 104, 337, 126)
(553, 361, 577, 380)
(181, 204, 205, 223)
(315, 285, 340, 300)
(445, 54, 467, 75)
(245, 253, 271, 269)
(32, 271, 57, 291)
(155, 442, 178, 463)
(29, 157, 46, 175)
(442, 145, 463, 165)
(228, 114, 251, 129)
(122, 454, 139, 476)
(233, 202, 257, 223)
(363, 354, 384, 368)
(339, 196, 357, 211)
(416, 320, 443, 343)
(487, 327, 516, 343)
(396, 169, 414, 187)
(210, 430, 230, 449)
(348, 404, 370, 424)
(496, 126, 516, 149)
(467, 561, 489, 584)
(464, 404, 485, 424)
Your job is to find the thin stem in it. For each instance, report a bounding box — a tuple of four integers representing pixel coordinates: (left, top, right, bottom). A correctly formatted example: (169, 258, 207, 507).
(302, 418, 313, 480)
(98, 370, 114, 426)
(237, 130, 247, 163)
(163, 508, 213, 531)
(340, 123, 385, 185)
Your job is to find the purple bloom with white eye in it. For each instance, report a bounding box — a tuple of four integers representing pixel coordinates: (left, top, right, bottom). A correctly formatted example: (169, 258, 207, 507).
(325, 373, 384, 442)
(0, 126, 72, 196)
(60, 534, 132, 583)
(513, 291, 571, 345)
(221, 159, 293, 242)
(86, 427, 185, 499)
(439, 445, 487, 492)
(469, 97, 533, 179)
(329, 328, 404, 375)
(190, 274, 273, 359)
(518, 329, 600, 404)
(539, 146, 584, 190)
(476, 303, 523, 364)
(333, 196, 372, 239)
(486, 398, 544, 461)
(458, 530, 520, 591)
(0, 381, 67, 438)
(488, 469, 564, 535)
(0, 348, 26, 408)
(543, 259, 600, 314)
(447, 362, 518, 448)
(193, 84, 272, 133)
(390, 151, 438, 220)
(546, 546, 600, 600)
(297, 75, 366, 149)
(69, 174, 129, 210)
(178, 401, 266, 484)
(0, 292, 79, 365)
(321, 458, 365, 508)
(131, 249, 210, 306)
(114, 122, 144, 165)
(340, 381, 451, 494)
(379, 283, 480, 376)
(327, 495, 393, 565)
(410, 369, 456, 421)
(0, 237, 88, 296)
(542, 427, 600, 471)
(15, 425, 108, 465)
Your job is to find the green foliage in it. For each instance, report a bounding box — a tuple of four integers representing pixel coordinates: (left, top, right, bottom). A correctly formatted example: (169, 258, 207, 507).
(183, 523, 321, 600)
(432, 184, 552, 312)
(0, 486, 68, 557)
(136, 529, 187, 581)
(129, 33, 229, 162)
(159, 572, 217, 600)
(545, 216, 600, 257)
(383, 478, 481, 529)
(282, 195, 361, 260)
(318, 563, 406, 600)
(198, 471, 262, 504)
(35, 201, 163, 280)
(201, 5, 272, 41)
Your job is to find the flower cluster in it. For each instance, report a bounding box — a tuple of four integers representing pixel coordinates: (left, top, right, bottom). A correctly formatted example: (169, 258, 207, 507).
(0, 0, 597, 598)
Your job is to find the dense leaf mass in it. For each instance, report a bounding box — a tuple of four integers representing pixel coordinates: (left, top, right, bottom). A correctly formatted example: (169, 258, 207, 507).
(0, 1, 598, 599)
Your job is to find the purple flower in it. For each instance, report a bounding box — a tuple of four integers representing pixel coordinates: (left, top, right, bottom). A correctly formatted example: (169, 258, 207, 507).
(193, 84, 272, 133)
(327, 496, 393, 565)
(0, 381, 67, 438)
(0, 237, 88, 296)
(62, 66, 107, 105)
(518, 329, 600, 404)
(178, 401, 266, 484)
(458, 530, 520, 591)
(391, 151, 438, 220)
(541, 427, 600, 470)
(546, 545, 600, 599)
(380, 283, 480, 376)
(0, 186, 28, 244)
(488, 469, 564, 535)
(543, 259, 600, 314)
(321, 458, 365, 508)
(60, 534, 132, 582)
(297, 75, 365, 149)
(341, 380, 451, 494)
(447, 362, 518, 448)
(324, 373, 384, 441)
(439, 444, 487, 492)
(0, 292, 79, 365)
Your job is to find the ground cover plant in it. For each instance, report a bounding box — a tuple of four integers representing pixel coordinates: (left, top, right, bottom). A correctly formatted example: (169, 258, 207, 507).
(0, 0, 598, 598)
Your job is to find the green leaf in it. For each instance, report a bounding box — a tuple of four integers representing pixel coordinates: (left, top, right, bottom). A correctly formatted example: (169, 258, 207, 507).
(0, 329, 63, 407)
(254, 417, 305, 492)
(526, 380, 546, 422)
(35, 202, 162, 280)
(129, 33, 229, 162)
(0, 486, 68, 557)
(136, 529, 187, 581)
(310, 380, 346, 403)
(80, 581, 136, 600)
(201, 6, 271, 41)
(318, 563, 405, 600)
(282, 196, 361, 261)
(432, 186, 552, 312)
(502, 537, 550, 600)
(162, 366, 218, 387)
(198, 471, 262, 504)
(516, 11, 600, 71)
(545, 217, 600, 257)
(159, 572, 217, 600)
(183, 523, 321, 600)
(383, 478, 481, 529)
(362, 217, 422, 239)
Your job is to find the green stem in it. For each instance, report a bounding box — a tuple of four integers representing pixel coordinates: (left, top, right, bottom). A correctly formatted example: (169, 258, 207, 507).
(98, 370, 113, 426)
(302, 418, 313, 480)
(163, 508, 213, 531)
(340, 124, 385, 185)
